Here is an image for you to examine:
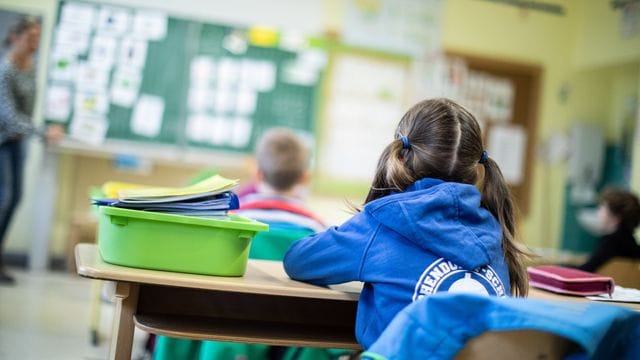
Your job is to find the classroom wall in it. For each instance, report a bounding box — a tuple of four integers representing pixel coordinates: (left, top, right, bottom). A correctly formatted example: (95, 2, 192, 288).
(3, 0, 639, 258)
(607, 63, 640, 143)
(443, 0, 640, 249)
(442, 0, 578, 248)
(572, 0, 640, 70)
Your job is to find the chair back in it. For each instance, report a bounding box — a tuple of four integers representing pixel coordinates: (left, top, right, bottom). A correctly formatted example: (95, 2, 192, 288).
(597, 257, 640, 288)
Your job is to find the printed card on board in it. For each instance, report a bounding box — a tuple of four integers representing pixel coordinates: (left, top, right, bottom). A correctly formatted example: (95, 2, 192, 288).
(97, 6, 131, 36)
(131, 95, 165, 138)
(44, 85, 72, 121)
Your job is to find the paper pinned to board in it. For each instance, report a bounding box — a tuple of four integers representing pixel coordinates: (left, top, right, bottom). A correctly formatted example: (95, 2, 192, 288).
(89, 35, 118, 68)
(229, 117, 252, 148)
(132, 10, 167, 41)
(190, 56, 216, 87)
(214, 88, 237, 114)
(235, 90, 257, 115)
(188, 87, 214, 112)
(487, 125, 527, 185)
(97, 6, 131, 36)
(186, 114, 212, 143)
(281, 59, 319, 86)
(238, 60, 275, 91)
(110, 68, 142, 107)
(75, 91, 110, 115)
(217, 58, 241, 88)
(69, 113, 109, 145)
(131, 94, 165, 138)
(60, 2, 96, 34)
(255, 61, 276, 92)
(44, 85, 72, 121)
(118, 37, 148, 69)
(49, 50, 77, 82)
(209, 116, 232, 145)
(76, 62, 110, 92)
(54, 27, 90, 55)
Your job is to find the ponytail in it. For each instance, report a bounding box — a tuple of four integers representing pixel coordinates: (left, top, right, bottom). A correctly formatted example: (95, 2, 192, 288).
(364, 139, 416, 204)
(480, 157, 529, 297)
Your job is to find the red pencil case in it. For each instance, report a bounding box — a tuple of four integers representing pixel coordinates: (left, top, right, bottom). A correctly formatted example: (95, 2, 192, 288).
(527, 265, 615, 296)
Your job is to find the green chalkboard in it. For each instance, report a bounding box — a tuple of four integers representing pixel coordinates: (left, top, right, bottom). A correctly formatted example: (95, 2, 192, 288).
(44, 0, 322, 153)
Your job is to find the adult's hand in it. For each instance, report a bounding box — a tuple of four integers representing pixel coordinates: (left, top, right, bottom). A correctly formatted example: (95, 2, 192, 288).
(45, 124, 64, 144)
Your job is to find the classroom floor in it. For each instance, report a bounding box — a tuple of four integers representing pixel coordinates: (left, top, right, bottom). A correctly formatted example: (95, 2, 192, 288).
(0, 268, 149, 360)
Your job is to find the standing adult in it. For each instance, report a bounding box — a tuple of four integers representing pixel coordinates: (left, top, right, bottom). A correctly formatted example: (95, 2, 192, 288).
(0, 16, 63, 285)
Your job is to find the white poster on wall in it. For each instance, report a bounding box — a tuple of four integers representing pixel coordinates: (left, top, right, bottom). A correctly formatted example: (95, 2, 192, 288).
(487, 125, 527, 185)
(69, 114, 109, 145)
(343, 0, 442, 56)
(110, 68, 142, 107)
(44, 85, 72, 121)
(132, 10, 167, 41)
(75, 91, 110, 115)
(209, 117, 232, 145)
(188, 87, 213, 112)
(60, 2, 96, 34)
(186, 114, 212, 143)
(75, 62, 110, 92)
(255, 61, 276, 92)
(119, 37, 148, 69)
(131, 94, 164, 138)
(230, 117, 252, 148)
(49, 49, 77, 82)
(190, 56, 215, 87)
(97, 6, 131, 36)
(235, 90, 257, 115)
(217, 58, 241, 88)
(89, 35, 118, 68)
(319, 53, 408, 182)
(54, 27, 90, 55)
(214, 88, 237, 114)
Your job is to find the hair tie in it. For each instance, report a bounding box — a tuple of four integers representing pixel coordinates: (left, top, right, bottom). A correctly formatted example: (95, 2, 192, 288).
(400, 135, 411, 150)
(479, 150, 489, 164)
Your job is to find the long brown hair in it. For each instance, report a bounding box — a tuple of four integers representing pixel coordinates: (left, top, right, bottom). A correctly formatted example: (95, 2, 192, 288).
(365, 98, 529, 296)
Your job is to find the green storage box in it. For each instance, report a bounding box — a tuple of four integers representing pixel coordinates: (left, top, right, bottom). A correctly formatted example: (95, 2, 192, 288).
(97, 206, 268, 276)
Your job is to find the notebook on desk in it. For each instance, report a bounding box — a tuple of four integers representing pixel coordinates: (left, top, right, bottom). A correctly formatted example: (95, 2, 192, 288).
(527, 265, 615, 296)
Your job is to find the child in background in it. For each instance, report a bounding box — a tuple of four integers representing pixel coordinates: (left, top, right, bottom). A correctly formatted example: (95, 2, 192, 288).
(235, 127, 325, 260)
(579, 188, 640, 272)
(154, 128, 331, 360)
(283, 98, 530, 349)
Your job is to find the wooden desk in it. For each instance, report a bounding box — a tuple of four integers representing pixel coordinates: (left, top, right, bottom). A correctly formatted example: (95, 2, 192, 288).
(528, 287, 640, 311)
(75, 244, 361, 360)
(76, 243, 640, 360)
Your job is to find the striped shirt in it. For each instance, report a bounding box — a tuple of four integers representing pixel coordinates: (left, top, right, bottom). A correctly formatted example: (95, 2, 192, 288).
(234, 193, 326, 233)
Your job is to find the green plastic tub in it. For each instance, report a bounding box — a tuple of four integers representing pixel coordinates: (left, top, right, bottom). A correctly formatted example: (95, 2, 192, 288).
(97, 206, 268, 276)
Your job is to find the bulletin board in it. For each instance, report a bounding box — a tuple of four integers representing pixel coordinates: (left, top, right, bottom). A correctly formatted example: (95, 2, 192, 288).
(314, 45, 412, 197)
(43, 0, 324, 154)
(445, 51, 542, 216)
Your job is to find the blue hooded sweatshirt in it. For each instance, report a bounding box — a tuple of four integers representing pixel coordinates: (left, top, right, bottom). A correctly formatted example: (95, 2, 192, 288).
(283, 178, 510, 348)
(362, 293, 640, 360)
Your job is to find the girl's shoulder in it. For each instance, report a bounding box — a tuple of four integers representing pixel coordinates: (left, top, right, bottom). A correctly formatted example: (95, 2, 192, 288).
(364, 180, 475, 213)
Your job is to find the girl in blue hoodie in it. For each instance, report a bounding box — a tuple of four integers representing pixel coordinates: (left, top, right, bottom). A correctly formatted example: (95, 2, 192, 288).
(283, 98, 529, 349)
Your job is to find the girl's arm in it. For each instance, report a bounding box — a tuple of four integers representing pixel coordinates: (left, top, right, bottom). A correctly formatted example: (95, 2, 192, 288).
(283, 211, 377, 285)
